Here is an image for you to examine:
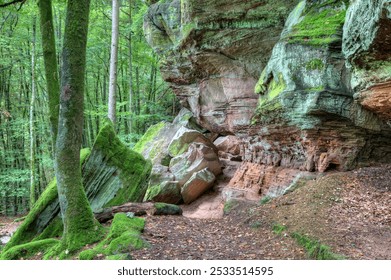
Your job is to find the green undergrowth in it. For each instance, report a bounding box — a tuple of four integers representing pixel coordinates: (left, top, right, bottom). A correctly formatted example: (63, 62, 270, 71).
(291, 232, 345, 260)
(223, 200, 239, 215)
(78, 213, 146, 260)
(286, 1, 347, 46)
(270, 223, 344, 260)
(272, 223, 287, 235)
(94, 120, 152, 206)
(259, 196, 272, 205)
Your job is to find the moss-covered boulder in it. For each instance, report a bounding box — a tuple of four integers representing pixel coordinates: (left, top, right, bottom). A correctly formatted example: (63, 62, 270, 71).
(83, 120, 152, 208)
(134, 108, 200, 165)
(78, 213, 146, 260)
(2, 121, 151, 253)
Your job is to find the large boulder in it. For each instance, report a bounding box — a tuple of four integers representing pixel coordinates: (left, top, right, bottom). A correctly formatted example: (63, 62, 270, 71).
(170, 142, 221, 186)
(181, 168, 216, 204)
(134, 108, 201, 166)
(135, 110, 222, 204)
(4, 121, 152, 250)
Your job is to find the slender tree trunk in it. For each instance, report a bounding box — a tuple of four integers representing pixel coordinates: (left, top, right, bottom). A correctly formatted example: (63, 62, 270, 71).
(55, 0, 102, 252)
(29, 17, 37, 209)
(128, 0, 133, 133)
(108, 0, 120, 125)
(38, 0, 60, 152)
(135, 66, 140, 133)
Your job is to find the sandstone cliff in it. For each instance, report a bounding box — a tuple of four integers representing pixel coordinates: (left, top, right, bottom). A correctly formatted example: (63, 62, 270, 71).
(144, 0, 391, 198)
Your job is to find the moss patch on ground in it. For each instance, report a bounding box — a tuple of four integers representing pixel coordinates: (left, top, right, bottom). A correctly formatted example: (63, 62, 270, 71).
(78, 213, 146, 260)
(291, 232, 345, 260)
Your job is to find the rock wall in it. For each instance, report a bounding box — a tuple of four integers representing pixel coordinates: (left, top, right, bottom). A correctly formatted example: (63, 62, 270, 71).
(144, 0, 391, 198)
(144, 0, 298, 134)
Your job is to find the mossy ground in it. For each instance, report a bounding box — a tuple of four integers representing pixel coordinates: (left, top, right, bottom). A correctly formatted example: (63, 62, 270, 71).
(78, 213, 146, 260)
(0, 239, 59, 260)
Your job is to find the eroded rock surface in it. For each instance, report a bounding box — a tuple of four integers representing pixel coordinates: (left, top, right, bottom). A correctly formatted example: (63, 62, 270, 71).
(343, 0, 391, 120)
(144, 0, 298, 134)
(144, 0, 391, 202)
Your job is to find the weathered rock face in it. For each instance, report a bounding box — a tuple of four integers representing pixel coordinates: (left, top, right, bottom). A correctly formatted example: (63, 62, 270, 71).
(144, 0, 391, 199)
(144, 0, 298, 134)
(247, 0, 391, 173)
(343, 0, 391, 120)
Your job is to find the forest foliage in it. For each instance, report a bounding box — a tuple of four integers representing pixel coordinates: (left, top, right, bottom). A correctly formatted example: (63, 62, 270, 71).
(0, 0, 178, 216)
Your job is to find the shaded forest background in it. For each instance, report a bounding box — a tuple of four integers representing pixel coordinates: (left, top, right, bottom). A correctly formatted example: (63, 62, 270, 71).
(0, 0, 178, 215)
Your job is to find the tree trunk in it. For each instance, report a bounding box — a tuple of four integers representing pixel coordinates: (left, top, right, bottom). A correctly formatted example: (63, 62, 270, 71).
(55, 0, 103, 252)
(38, 0, 60, 152)
(29, 17, 37, 209)
(108, 0, 120, 125)
(128, 0, 133, 133)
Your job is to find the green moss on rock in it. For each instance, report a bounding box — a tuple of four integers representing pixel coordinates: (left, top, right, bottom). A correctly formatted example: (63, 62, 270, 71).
(1, 239, 59, 260)
(33, 217, 63, 241)
(78, 213, 146, 260)
(154, 202, 182, 215)
(286, 1, 347, 46)
(93, 120, 152, 206)
(133, 122, 166, 154)
(305, 58, 324, 71)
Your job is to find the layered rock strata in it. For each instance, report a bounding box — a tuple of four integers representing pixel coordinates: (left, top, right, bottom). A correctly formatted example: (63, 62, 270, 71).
(144, 0, 391, 199)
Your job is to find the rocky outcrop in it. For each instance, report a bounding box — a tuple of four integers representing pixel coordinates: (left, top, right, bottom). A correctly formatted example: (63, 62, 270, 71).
(136, 110, 222, 204)
(144, 0, 391, 200)
(343, 0, 391, 120)
(144, 0, 298, 134)
(4, 121, 152, 249)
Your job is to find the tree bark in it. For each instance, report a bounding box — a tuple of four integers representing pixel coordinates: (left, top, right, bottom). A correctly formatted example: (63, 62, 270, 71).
(29, 17, 37, 209)
(55, 0, 102, 252)
(108, 0, 120, 125)
(38, 0, 60, 152)
(128, 0, 133, 133)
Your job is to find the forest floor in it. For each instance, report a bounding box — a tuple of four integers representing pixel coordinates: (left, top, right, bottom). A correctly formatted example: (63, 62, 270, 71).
(132, 164, 391, 260)
(1, 165, 390, 260)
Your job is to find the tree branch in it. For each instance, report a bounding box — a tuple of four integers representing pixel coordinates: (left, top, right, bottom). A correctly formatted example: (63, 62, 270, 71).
(0, 0, 26, 8)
